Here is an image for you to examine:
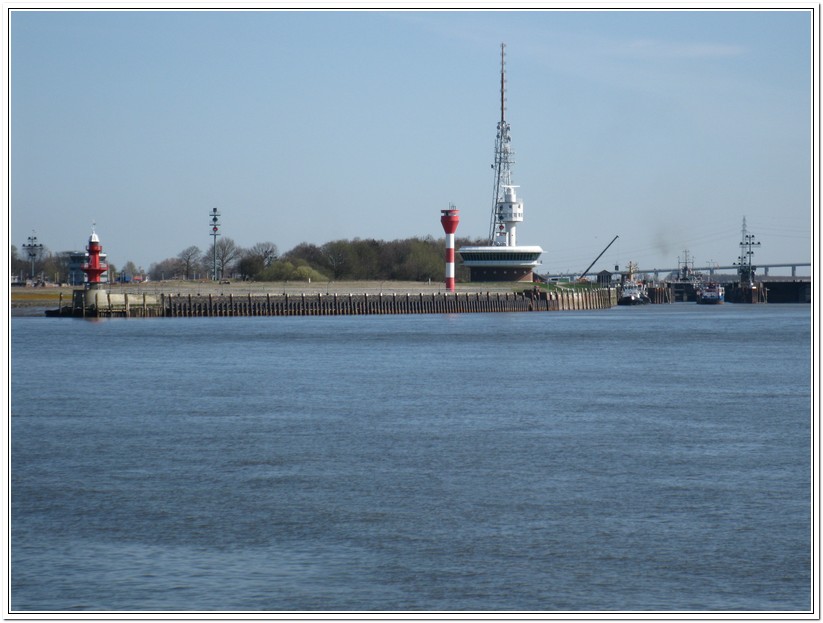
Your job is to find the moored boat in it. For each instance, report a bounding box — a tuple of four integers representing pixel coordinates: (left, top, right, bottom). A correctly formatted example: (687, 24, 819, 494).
(617, 280, 650, 305)
(617, 261, 650, 305)
(696, 282, 725, 304)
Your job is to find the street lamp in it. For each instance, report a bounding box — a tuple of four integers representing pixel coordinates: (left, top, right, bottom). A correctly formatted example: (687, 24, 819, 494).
(21, 231, 43, 282)
(209, 207, 221, 280)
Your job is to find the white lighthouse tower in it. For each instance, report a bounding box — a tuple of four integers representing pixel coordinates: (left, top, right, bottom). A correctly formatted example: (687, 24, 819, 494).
(459, 43, 543, 282)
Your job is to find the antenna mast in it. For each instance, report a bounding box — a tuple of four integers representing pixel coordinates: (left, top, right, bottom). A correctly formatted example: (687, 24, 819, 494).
(488, 42, 516, 243)
(500, 41, 506, 124)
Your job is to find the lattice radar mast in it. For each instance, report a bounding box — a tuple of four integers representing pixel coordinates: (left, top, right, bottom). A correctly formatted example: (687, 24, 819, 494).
(488, 42, 524, 246)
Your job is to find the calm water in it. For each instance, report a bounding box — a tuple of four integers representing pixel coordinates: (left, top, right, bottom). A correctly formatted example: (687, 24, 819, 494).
(10, 304, 811, 613)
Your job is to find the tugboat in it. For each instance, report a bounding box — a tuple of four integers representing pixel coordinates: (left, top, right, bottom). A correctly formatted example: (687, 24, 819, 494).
(696, 281, 725, 304)
(617, 262, 650, 305)
(618, 280, 651, 305)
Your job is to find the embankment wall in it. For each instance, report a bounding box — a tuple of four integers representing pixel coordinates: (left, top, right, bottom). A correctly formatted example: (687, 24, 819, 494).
(68, 288, 617, 318)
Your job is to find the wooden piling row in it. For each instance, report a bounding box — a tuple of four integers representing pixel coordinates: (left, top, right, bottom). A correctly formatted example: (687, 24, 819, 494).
(157, 288, 615, 317)
(68, 287, 617, 318)
(646, 285, 673, 304)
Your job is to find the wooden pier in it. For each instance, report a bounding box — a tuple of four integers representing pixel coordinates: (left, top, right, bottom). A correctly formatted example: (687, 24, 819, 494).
(54, 287, 618, 318)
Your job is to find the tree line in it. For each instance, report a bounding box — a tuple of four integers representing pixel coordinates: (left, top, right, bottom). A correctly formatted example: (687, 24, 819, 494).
(11, 244, 70, 284)
(11, 236, 489, 284)
(10, 244, 150, 285)
(148, 236, 488, 283)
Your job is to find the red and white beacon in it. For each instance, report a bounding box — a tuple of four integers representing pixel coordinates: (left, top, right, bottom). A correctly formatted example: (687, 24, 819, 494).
(440, 206, 460, 292)
(81, 226, 108, 288)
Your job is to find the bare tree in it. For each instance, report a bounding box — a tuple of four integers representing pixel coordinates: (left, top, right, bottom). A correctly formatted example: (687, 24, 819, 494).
(10, 245, 27, 280)
(177, 245, 202, 280)
(40, 251, 73, 284)
(248, 241, 278, 267)
(149, 257, 184, 281)
(321, 240, 349, 279)
(214, 237, 239, 279)
(121, 260, 139, 277)
(235, 241, 279, 280)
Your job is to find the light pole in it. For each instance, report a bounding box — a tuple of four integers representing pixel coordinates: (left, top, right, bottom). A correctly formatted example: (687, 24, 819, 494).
(22, 231, 43, 282)
(736, 233, 761, 286)
(210, 208, 221, 280)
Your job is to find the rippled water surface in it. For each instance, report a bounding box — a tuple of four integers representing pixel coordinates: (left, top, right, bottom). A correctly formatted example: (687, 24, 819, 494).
(10, 304, 811, 612)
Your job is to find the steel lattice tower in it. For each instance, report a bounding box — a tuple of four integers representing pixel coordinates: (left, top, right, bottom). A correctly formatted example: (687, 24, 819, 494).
(488, 43, 516, 243)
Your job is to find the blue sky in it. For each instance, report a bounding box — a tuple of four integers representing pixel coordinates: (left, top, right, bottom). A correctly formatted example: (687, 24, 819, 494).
(8, 8, 813, 275)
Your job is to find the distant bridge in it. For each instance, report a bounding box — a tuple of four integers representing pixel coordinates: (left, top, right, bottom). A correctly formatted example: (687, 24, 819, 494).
(545, 262, 811, 281)
(638, 263, 811, 279)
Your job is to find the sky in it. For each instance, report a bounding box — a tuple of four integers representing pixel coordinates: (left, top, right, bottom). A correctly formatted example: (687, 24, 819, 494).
(6, 7, 815, 277)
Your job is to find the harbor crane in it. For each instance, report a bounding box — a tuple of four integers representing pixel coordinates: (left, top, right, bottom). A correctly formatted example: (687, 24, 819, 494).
(579, 235, 619, 280)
